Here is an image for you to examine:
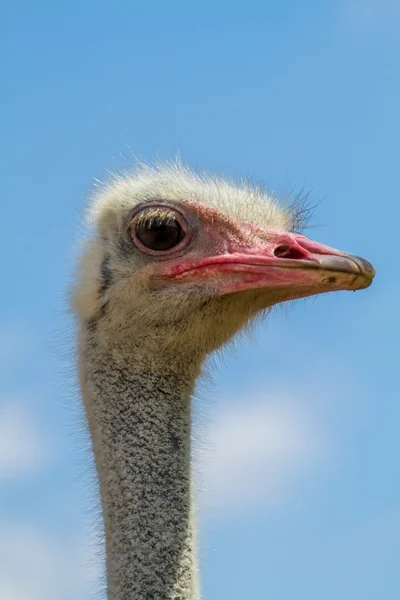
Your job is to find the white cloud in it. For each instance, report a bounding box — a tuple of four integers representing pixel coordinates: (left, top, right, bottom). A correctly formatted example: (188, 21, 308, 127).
(342, 0, 400, 31)
(0, 524, 104, 600)
(0, 403, 51, 479)
(194, 391, 328, 514)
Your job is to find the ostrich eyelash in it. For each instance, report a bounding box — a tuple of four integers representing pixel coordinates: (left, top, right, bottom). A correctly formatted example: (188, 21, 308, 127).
(135, 208, 179, 229)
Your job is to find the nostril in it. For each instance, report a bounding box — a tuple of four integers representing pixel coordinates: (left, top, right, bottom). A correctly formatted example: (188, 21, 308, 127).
(274, 245, 290, 257)
(274, 245, 308, 260)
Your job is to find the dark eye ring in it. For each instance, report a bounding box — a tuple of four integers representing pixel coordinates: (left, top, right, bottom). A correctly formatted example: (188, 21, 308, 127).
(130, 207, 187, 254)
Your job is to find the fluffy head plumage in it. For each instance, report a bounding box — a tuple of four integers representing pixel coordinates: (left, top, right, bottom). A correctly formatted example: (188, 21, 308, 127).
(87, 160, 301, 234)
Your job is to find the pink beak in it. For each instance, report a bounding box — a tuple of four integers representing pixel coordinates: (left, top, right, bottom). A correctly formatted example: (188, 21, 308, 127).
(167, 231, 375, 301)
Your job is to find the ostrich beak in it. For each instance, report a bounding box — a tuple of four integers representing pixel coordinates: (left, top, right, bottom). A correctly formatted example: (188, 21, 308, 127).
(168, 232, 375, 301)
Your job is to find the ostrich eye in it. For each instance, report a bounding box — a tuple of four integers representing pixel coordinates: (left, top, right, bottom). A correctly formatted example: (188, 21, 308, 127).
(134, 212, 185, 252)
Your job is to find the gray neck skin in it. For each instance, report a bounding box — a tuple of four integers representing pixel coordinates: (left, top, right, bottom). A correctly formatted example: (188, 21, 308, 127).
(80, 335, 200, 600)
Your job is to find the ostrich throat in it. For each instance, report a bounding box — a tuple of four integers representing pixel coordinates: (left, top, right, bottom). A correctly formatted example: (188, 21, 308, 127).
(80, 324, 201, 600)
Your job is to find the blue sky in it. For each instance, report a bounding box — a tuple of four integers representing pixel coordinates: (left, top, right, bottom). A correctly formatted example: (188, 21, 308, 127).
(1, 0, 399, 598)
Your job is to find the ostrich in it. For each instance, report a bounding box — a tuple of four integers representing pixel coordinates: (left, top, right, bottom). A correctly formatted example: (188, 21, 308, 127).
(73, 161, 374, 600)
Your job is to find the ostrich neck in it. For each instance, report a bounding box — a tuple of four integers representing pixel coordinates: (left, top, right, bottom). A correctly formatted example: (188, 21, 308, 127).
(80, 334, 200, 600)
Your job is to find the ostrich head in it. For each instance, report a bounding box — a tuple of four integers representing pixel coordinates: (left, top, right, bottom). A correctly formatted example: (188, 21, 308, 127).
(75, 162, 374, 362)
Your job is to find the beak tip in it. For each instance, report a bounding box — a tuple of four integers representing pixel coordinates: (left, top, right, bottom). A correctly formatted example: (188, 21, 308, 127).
(354, 255, 376, 279)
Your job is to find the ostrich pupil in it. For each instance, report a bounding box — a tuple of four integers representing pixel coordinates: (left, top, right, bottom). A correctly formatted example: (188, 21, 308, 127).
(136, 218, 183, 251)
